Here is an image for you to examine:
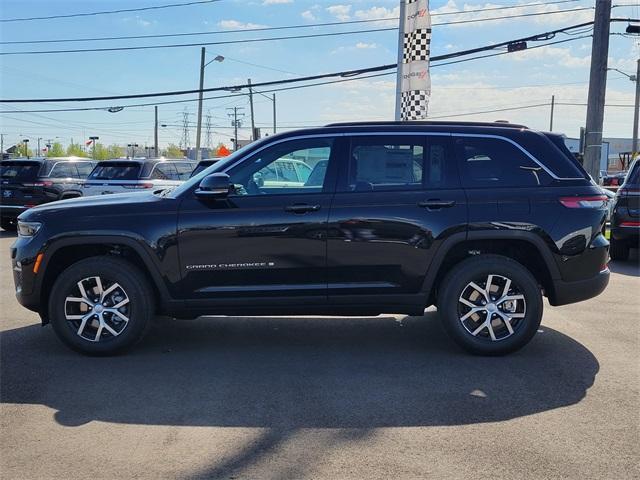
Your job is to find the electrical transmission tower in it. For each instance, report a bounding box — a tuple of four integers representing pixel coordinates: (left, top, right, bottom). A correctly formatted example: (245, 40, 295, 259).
(180, 109, 190, 150)
(205, 111, 213, 150)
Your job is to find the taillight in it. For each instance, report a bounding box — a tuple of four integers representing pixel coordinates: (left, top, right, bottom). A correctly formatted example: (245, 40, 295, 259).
(620, 221, 640, 227)
(23, 181, 53, 187)
(123, 183, 153, 189)
(559, 195, 608, 208)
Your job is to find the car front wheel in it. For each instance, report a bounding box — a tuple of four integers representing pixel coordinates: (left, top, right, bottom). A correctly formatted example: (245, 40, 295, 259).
(49, 257, 154, 355)
(437, 255, 543, 356)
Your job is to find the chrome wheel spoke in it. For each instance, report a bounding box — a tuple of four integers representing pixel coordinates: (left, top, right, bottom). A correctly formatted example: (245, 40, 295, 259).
(458, 274, 527, 342)
(64, 276, 131, 342)
(469, 282, 489, 301)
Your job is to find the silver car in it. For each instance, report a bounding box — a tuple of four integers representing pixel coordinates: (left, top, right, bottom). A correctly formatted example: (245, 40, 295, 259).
(82, 158, 196, 196)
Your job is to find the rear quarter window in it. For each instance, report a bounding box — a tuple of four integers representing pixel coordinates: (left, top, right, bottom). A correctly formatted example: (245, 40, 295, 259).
(455, 136, 551, 188)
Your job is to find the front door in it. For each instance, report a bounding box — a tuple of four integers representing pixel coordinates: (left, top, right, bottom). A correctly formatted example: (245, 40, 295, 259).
(177, 135, 339, 304)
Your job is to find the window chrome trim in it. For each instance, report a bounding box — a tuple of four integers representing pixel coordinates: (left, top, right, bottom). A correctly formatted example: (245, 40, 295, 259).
(219, 131, 583, 181)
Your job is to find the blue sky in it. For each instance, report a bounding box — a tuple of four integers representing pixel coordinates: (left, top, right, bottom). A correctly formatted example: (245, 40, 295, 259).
(1, 0, 638, 152)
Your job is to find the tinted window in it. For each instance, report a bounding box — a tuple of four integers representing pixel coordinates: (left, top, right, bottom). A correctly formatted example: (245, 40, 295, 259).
(75, 162, 94, 178)
(456, 137, 548, 187)
(151, 163, 178, 180)
(89, 162, 141, 180)
(347, 136, 423, 192)
(228, 138, 333, 196)
(174, 163, 194, 180)
(49, 162, 77, 178)
(0, 161, 41, 180)
(191, 161, 216, 177)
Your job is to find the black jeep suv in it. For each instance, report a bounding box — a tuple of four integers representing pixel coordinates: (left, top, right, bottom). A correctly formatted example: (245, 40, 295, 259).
(10, 122, 610, 355)
(609, 159, 639, 260)
(1, 156, 96, 230)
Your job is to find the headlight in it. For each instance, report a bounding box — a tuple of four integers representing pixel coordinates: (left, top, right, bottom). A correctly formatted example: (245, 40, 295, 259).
(17, 221, 42, 238)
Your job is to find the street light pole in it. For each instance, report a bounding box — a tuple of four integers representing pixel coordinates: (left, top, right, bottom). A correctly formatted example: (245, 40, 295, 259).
(248, 78, 256, 140)
(195, 47, 206, 162)
(272, 93, 276, 134)
(633, 59, 640, 158)
(89, 136, 99, 159)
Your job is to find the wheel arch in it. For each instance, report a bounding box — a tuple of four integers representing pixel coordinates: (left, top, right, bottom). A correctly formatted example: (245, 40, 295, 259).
(423, 230, 561, 305)
(38, 235, 169, 322)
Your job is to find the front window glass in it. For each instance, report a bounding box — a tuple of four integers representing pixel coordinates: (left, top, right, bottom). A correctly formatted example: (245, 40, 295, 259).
(227, 138, 333, 196)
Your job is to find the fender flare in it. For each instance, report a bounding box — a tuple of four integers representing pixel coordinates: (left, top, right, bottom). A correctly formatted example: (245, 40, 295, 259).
(420, 230, 561, 296)
(38, 233, 171, 302)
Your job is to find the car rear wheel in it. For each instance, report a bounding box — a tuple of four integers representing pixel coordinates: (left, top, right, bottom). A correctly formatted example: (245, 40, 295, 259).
(437, 255, 543, 356)
(49, 257, 154, 355)
(609, 237, 630, 261)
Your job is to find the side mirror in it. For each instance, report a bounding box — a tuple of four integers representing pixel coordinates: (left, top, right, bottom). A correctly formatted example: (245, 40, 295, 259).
(195, 173, 232, 198)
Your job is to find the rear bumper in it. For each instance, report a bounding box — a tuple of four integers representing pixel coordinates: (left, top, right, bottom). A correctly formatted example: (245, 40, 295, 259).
(549, 268, 610, 306)
(611, 225, 639, 244)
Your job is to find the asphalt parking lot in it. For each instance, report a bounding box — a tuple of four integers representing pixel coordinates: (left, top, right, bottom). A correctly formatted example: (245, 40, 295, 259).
(0, 231, 638, 480)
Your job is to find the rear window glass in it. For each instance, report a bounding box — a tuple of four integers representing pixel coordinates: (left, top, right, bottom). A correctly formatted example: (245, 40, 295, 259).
(88, 162, 141, 180)
(0, 161, 41, 180)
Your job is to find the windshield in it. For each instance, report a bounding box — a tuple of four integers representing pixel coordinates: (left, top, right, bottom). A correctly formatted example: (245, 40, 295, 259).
(169, 142, 262, 198)
(0, 161, 41, 181)
(88, 162, 141, 180)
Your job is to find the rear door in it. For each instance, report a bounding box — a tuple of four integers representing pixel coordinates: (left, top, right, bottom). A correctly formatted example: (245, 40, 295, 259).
(47, 161, 83, 196)
(326, 133, 467, 299)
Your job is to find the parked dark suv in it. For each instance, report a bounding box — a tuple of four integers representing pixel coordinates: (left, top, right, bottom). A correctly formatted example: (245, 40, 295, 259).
(1, 157, 96, 230)
(10, 122, 610, 355)
(609, 159, 639, 260)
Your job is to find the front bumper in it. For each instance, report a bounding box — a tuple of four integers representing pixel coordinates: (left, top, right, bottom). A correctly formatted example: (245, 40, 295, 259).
(549, 268, 610, 306)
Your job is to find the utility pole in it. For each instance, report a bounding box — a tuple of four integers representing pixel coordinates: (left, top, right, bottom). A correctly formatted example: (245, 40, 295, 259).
(583, 0, 612, 183)
(549, 95, 555, 131)
(394, 1, 407, 120)
(195, 47, 206, 162)
(633, 58, 640, 158)
(37, 137, 42, 156)
(0, 134, 4, 157)
(248, 78, 256, 140)
(154, 106, 159, 158)
(272, 93, 276, 134)
(227, 106, 245, 151)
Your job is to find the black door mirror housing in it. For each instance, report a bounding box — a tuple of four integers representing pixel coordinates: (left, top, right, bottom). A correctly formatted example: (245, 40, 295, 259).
(195, 173, 232, 198)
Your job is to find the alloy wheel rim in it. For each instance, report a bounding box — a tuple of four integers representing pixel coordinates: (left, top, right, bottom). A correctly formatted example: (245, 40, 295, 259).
(457, 274, 526, 342)
(64, 276, 130, 342)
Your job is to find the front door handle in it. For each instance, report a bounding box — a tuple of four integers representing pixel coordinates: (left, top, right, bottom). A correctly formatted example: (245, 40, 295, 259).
(418, 199, 456, 210)
(284, 203, 321, 214)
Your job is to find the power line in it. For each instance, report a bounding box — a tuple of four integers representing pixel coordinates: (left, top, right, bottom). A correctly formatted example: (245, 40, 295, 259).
(0, 0, 582, 45)
(0, 0, 222, 23)
(0, 7, 600, 56)
(4, 20, 624, 104)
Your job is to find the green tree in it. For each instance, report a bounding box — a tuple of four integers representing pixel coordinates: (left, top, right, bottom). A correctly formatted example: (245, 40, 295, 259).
(66, 143, 88, 157)
(92, 143, 111, 161)
(107, 144, 124, 159)
(46, 142, 65, 157)
(162, 144, 184, 158)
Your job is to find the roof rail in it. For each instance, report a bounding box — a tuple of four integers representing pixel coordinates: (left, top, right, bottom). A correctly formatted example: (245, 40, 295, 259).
(324, 120, 529, 129)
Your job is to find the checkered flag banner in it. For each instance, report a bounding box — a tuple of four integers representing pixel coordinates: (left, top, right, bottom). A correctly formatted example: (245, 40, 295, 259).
(397, 0, 431, 120)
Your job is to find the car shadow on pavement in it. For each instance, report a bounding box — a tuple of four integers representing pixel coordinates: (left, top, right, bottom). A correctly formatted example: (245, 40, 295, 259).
(608, 249, 640, 277)
(1, 312, 598, 431)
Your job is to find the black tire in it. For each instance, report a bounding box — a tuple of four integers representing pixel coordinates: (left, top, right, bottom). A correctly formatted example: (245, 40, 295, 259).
(609, 237, 629, 261)
(49, 256, 154, 355)
(1, 218, 17, 231)
(437, 254, 543, 356)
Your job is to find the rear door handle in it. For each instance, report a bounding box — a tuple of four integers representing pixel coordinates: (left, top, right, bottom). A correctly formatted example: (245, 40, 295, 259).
(418, 199, 456, 210)
(284, 204, 321, 214)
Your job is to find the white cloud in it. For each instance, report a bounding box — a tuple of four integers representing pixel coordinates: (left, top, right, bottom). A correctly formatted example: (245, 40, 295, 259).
(354, 6, 399, 26)
(356, 42, 378, 49)
(217, 19, 268, 30)
(326, 4, 352, 21)
(301, 10, 316, 21)
(123, 16, 156, 27)
(262, 0, 293, 4)
(509, 46, 590, 68)
(331, 42, 378, 54)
